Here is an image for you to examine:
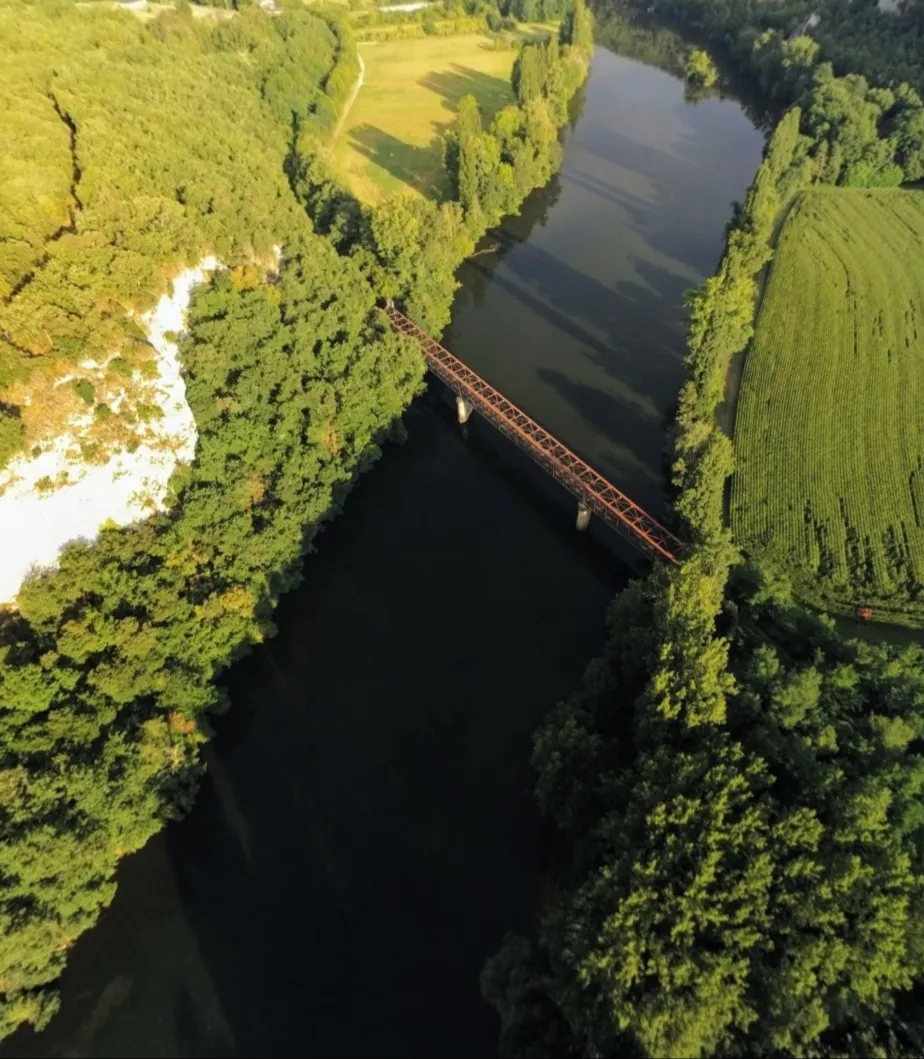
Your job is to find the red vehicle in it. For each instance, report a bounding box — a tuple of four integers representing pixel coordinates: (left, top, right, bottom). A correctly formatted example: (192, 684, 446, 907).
(856, 606, 872, 621)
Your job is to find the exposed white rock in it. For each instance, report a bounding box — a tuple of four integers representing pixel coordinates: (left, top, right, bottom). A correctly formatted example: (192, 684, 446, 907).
(0, 257, 218, 606)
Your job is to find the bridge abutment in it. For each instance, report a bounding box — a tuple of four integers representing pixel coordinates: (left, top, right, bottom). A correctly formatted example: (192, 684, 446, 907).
(576, 500, 592, 532)
(455, 394, 473, 424)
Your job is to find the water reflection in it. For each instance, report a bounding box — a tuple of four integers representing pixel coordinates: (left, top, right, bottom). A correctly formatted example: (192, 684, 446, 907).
(445, 47, 765, 512)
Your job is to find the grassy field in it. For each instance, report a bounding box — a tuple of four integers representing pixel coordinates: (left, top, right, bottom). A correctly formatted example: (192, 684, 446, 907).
(731, 187, 924, 624)
(331, 35, 519, 204)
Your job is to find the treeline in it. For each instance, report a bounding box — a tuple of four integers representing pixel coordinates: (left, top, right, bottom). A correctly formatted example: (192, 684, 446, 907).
(0, 236, 424, 1042)
(0, 0, 428, 1040)
(354, 14, 489, 43)
(351, 0, 572, 42)
(485, 539, 924, 1056)
(498, 0, 573, 20)
(290, 0, 594, 336)
(481, 7, 924, 1057)
(605, 0, 924, 97)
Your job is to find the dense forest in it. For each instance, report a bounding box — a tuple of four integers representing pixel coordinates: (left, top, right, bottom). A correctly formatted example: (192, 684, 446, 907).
(484, 3, 924, 1056)
(0, 0, 595, 1040)
(609, 0, 924, 95)
(0, 1, 423, 1037)
(15, 0, 924, 1053)
(0, 0, 361, 469)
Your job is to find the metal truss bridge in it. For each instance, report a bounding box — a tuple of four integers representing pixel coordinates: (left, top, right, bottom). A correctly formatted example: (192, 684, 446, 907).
(384, 305, 682, 565)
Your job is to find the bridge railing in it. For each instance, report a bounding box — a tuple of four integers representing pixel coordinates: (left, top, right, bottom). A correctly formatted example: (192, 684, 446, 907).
(384, 305, 682, 564)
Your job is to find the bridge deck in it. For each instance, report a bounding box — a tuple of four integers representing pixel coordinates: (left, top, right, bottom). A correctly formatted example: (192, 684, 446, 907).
(384, 306, 682, 564)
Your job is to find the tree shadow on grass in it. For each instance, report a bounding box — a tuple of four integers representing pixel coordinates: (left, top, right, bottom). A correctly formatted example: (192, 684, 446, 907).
(418, 64, 513, 116)
(347, 124, 448, 200)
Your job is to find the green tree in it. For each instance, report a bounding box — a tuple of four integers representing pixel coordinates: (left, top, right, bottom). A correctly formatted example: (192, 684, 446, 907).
(512, 45, 545, 105)
(685, 47, 718, 88)
(560, 0, 594, 58)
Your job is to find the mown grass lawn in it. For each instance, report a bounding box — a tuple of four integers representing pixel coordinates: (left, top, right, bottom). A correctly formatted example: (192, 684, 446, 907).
(331, 34, 519, 204)
(731, 187, 924, 625)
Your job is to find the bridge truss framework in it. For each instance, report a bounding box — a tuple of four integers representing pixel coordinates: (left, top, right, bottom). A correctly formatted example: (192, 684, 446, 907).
(384, 305, 682, 564)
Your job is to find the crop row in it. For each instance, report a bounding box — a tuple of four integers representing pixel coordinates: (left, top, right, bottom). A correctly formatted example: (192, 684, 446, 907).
(731, 188, 924, 614)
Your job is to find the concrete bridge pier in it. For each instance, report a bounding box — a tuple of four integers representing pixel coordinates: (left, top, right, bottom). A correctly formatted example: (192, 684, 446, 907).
(576, 499, 592, 532)
(455, 394, 473, 424)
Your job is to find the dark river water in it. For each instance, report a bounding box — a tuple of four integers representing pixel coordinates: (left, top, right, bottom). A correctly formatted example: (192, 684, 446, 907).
(10, 47, 764, 1059)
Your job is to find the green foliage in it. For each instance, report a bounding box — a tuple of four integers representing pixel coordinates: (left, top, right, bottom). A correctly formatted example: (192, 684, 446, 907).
(73, 379, 95, 406)
(559, 0, 594, 57)
(751, 29, 820, 101)
(0, 0, 430, 1040)
(447, 35, 583, 228)
(536, 628, 924, 1056)
(485, 7, 924, 1057)
(289, 135, 363, 247)
(0, 0, 340, 396)
(511, 33, 586, 123)
(323, 15, 361, 113)
(0, 408, 24, 466)
(685, 46, 717, 87)
(352, 14, 487, 44)
(616, 0, 924, 98)
(892, 94, 924, 181)
(499, 0, 573, 20)
(732, 187, 924, 624)
(353, 195, 476, 333)
(0, 237, 425, 1038)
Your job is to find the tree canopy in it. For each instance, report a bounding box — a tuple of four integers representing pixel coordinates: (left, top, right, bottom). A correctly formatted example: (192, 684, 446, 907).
(0, 1, 597, 1040)
(483, 5, 924, 1056)
(0, 0, 348, 467)
(0, 0, 428, 1038)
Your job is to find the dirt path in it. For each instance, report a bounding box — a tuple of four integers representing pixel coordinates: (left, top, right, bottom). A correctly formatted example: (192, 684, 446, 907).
(329, 53, 365, 148)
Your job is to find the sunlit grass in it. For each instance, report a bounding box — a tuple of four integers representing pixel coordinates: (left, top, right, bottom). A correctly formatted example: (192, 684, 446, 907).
(332, 34, 520, 204)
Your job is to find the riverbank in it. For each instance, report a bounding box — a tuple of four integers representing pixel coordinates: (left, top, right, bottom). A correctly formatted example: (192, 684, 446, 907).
(6, 393, 623, 1059)
(4, 37, 766, 1055)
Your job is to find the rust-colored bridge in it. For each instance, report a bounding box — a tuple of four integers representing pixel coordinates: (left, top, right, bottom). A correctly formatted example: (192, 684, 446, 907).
(385, 305, 682, 564)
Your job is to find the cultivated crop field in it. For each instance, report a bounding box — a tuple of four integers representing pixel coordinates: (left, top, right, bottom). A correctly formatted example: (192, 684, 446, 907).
(731, 187, 924, 624)
(331, 35, 518, 203)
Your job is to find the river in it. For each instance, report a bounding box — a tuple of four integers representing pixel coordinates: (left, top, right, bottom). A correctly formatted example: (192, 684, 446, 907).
(9, 45, 764, 1059)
